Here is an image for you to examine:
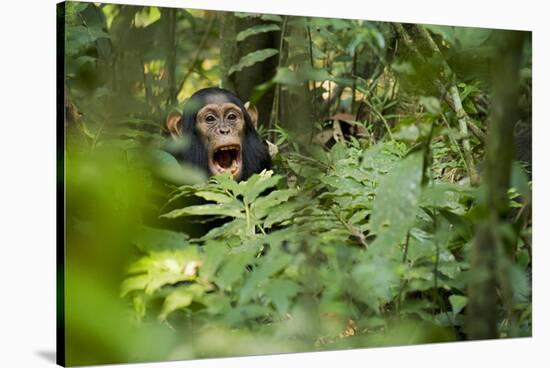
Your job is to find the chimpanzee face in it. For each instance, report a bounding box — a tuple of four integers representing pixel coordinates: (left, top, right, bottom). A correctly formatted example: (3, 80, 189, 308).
(166, 87, 270, 182)
(196, 102, 245, 180)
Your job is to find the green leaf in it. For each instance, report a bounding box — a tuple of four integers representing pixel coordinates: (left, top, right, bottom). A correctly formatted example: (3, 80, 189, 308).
(194, 190, 233, 204)
(212, 173, 242, 195)
(120, 274, 149, 297)
(511, 161, 531, 198)
(132, 294, 146, 321)
(263, 201, 302, 228)
(251, 188, 298, 220)
(370, 152, 423, 247)
(240, 170, 281, 204)
(215, 248, 257, 290)
(509, 264, 530, 304)
(159, 288, 192, 320)
(124, 249, 202, 295)
(239, 251, 292, 304)
(351, 256, 400, 311)
(236, 24, 280, 42)
(202, 219, 246, 239)
(161, 202, 244, 219)
(228, 49, 279, 75)
(159, 284, 205, 320)
(200, 241, 228, 280)
(449, 294, 467, 317)
(264, 279, 301, 314)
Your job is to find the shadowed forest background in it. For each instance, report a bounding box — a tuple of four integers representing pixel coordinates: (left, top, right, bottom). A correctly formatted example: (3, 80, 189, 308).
(59, 1, 532, 366)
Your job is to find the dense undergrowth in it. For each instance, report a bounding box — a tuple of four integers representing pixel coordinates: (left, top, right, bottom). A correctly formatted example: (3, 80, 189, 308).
(120, 135, 531, 358)
(61, 2, 532, 364)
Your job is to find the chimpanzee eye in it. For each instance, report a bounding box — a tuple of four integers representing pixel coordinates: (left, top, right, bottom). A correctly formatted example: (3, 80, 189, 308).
(227, 113, 237, 121)
(205, 115, 216, 122)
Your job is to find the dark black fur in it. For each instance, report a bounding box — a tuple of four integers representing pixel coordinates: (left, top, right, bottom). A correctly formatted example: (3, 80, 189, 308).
(172, 87, 271, 180)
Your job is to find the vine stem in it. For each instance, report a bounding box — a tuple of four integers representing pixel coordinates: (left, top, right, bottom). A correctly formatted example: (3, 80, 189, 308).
(244, 203, 254, 236)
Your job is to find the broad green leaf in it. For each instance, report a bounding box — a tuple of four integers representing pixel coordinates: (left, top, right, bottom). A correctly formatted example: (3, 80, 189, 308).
(251, 188, 298, 220)
(236, 24, 280, 42)
(202, 218, 246, 239)
(159, 287, 192, 320)
(226, 304, 272, 325)
(449, 294, 467, 316)
(132, 294, 146, 321)
(351, 256, 400, 312)
(239, 251, 292, 304)
(121, 274, 149, 297)
(134, 6, 161, 28)
(263, 201, 303, 228)
(370, 152, 423, 248)
(124, 249, 202, 295)
(161, 202, 244, 219)
(215, 248, 257, 290)
(228, 49, 279, 75)
(201, 241, 228, 280)
(420, 183, 471, 212)
(509, 263, 530, 304)
(159, 284, 205, 320)
(264, 279, 301, 314)
(194, 190, 233, 204)
(511, 161, 531, 198)
(212, 173, 242, 195)
(241, 170, 281, 204)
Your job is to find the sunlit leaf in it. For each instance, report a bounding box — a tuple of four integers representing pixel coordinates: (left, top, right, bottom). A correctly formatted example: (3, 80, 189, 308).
(228, 49, 279, 75)
(161, 202, 244, 219)
(449, 294, 467, 316)
(159, 284, 205, 320)
(370, 152, 423, 248)
(236, 24, 280, 42)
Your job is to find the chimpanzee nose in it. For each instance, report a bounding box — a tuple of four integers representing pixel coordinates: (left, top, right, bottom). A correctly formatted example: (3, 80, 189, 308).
(219, 126, 230, 135)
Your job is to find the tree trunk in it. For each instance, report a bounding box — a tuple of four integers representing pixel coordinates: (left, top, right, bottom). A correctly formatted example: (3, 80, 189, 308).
(466, 31, 525, 340)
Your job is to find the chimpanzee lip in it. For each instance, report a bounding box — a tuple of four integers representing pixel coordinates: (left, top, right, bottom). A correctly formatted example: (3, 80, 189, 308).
(209, 144, 242, 178)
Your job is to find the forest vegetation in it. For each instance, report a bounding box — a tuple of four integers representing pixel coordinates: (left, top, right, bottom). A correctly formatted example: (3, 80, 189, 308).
(60, 2, 532, 366)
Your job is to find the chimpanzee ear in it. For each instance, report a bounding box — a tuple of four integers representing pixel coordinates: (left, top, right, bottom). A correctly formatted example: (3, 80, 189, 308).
(166, 111, 182, 138)
(244, 101, 258, 129)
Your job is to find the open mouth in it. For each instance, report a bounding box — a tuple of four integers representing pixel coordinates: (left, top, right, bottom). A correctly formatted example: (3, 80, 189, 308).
(210, 144, 242, 178)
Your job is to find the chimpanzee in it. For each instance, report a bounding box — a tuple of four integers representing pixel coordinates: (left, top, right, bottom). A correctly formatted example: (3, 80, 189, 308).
(165, 87, 272, 181)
